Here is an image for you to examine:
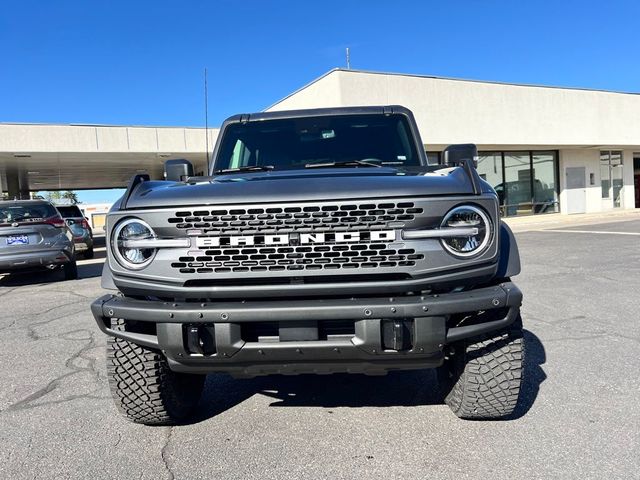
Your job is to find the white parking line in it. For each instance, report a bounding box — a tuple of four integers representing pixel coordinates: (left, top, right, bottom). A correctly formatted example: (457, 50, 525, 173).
(542, 229, 640, 236)
(77, 258, 106, 265)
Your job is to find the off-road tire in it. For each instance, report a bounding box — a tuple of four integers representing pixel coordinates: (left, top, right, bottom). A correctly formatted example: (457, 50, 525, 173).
(437, 313, 524, 420)
(62, 259, 78, 280)
(106, 319, 205, 425)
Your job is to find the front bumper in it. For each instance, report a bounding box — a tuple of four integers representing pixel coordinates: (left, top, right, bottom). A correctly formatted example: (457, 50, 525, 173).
(91, 282, 522, 377)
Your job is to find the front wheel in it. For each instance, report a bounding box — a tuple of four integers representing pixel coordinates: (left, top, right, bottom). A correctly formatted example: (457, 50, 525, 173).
(437, 313, 524, 420)
(106, 319, 205, 425)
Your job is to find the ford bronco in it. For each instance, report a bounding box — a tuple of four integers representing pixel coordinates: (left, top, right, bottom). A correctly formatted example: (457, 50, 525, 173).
(91, 106, 524, 424)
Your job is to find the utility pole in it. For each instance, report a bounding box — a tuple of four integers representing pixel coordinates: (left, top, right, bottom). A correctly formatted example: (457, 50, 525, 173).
(346, 47, 351, 69)
(204, 68, 210, 169)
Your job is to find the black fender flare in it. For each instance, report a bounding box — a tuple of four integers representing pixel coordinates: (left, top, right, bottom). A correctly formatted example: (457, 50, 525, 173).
(495, 221, 521, 279)
(100, 261, 118, 291)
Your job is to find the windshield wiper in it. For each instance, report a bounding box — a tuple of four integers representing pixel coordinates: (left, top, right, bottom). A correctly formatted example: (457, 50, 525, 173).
(304, 160, 382, 169)
(213, 165, 274, 175)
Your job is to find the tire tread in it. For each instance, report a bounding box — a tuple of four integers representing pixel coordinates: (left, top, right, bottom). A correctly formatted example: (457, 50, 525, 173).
(106, 319, 203, 425)
(439, 317, 524, 419)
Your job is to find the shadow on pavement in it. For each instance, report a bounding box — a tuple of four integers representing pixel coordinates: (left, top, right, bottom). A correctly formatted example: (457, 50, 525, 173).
(192, 329, 546, 423)
(0, 268, 65, 286)
(77, 234, 106, 279)
(193, 369, 442, 423)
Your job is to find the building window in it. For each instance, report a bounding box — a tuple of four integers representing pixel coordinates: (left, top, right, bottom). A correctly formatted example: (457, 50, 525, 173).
(426, 151, 441, 165)
(600, 153, 611, 199)
(600, 151, 623, 207)
(476, 150, 559, 216)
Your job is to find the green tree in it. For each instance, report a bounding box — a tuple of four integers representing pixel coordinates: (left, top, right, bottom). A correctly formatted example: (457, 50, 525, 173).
(42, 190, 78, 204)
(61, 191, 79, 204)
(44, 191, 62, 202)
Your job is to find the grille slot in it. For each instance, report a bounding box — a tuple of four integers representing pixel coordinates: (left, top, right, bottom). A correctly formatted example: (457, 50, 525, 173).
(167, 202, 423, 234)
(171, 243, 424, 273)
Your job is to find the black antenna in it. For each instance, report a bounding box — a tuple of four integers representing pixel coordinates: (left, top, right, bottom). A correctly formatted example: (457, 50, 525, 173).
(204, 67, 210, 172)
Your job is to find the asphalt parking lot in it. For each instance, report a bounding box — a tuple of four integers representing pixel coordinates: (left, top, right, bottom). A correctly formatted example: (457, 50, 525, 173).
(0, 219, 638, 479)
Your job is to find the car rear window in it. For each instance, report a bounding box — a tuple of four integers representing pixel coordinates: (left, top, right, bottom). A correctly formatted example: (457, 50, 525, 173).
(56, 206, 83, 218)
(0, 203, 58, 225)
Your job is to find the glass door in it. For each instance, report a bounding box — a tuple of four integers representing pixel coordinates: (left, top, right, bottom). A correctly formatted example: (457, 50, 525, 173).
(504, 152, 533, 216)
(532, 152, 559, 213)
(601, 151, 623, 208)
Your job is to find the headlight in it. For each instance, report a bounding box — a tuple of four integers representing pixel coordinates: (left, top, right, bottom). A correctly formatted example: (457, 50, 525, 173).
(112, 218, 156, 269)
(440, 205, 492, 257)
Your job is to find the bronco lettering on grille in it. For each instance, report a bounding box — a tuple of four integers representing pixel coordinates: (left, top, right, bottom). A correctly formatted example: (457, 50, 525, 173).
(196, 230, 396, 248)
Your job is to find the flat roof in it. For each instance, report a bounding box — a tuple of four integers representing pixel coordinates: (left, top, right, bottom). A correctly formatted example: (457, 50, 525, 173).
(266, 68, 640, 111)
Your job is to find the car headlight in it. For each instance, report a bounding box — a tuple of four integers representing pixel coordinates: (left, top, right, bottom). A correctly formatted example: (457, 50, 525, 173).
(440, 205, 492, 257)
(112, 218, 156, 269)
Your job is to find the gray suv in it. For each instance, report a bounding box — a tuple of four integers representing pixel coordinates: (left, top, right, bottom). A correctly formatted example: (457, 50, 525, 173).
(0, 200, 78, 280)
(92, 106, 524, 425)
(56, 205, 94, 258)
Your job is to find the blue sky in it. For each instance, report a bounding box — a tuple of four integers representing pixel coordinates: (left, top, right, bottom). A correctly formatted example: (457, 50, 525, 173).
(2, 0, 639, 203)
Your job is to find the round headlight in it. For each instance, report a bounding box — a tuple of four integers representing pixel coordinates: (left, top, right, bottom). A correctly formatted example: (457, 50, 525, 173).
(440, 205, 492, 258)
(112, 218, 156, 269)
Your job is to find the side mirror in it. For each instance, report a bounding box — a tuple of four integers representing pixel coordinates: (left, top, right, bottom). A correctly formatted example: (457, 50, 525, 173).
(443, 144, 478, 168)
(164, 159, 194, 182)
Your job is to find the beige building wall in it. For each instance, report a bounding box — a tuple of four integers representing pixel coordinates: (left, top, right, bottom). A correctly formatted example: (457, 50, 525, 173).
(0, 124, 218, 154)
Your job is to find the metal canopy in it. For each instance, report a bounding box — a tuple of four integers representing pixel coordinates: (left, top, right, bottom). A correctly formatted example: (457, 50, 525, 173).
(0, 123, 218, 194)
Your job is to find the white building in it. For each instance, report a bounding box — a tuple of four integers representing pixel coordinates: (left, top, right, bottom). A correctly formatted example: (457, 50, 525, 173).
(1, 68, 639, 216)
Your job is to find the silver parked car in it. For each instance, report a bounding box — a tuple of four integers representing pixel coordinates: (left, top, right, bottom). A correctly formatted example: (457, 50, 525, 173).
(0, 200, 78, 280)
(55, 205, 94, 258)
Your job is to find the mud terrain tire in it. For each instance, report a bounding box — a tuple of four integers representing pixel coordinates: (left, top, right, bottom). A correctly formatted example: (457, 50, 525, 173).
(437, 313, 524, 419)
(106, 319, 205, 425)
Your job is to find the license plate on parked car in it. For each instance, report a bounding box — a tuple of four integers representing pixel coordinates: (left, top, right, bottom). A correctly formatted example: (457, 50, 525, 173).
(6, 235, 29, 245)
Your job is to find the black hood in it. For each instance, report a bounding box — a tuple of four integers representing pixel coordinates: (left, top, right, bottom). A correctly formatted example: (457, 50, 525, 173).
(123, 167, 483, 209)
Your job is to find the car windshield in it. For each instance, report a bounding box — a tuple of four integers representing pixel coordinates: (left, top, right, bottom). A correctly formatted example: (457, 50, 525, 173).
(0, 203, 57, 225)
(56, 206, 83, 218)
(212, 114, 422, 173)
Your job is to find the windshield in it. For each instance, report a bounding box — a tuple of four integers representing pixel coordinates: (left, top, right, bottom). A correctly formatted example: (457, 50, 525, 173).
(0, 202, 58, 225)
(213, 114, 422, 173)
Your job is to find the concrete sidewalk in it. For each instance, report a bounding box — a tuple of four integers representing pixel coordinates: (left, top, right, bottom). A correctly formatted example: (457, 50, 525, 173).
(503, 209, 640, 232)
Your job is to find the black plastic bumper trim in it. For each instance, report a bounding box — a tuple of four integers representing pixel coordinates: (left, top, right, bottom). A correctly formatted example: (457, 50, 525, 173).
(91, 282, 521, 346)
(93, 283, 520, 324)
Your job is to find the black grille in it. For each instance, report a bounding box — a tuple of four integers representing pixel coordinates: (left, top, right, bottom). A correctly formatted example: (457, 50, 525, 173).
(167, 202, 423, 235)
(167, 201, 426, 275)
(171, 245, 424, 274)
